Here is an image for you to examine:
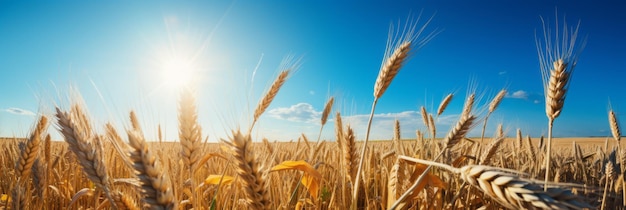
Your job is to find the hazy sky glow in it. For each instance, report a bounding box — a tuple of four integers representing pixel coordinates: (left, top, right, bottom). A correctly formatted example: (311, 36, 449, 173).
(1, 1, 625, 141)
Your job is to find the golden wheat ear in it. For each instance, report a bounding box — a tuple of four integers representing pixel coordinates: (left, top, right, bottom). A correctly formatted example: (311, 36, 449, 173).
(55, 106, 116, 207)
(222, 130, 269, 210)
(437, 93, 454, 117)
(537, 13, 585, 191)
(353, 14, 436, 209)
(126, 130, 177, 210)
(401, 156, 594, 209)
(178, 87, 202, 173)
(252, 57, 299, 130)
(15, 115, 47, 180)
(609, 110, 621, 142)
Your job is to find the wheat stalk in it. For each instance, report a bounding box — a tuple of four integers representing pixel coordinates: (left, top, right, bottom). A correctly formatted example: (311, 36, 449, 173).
(428, 114, 436, 139)
(43, 133, 51, 170)
(252, 67, 292, 129)
(526, 135, 537, 164)
(317, 97, 334, 143)
(421, 106, 430, 135)
(321, 97, 334, 127)
(393, 119, 404, 155)
(437, 93, 454, 117)
(222, 130, 269, 210)
(127, 130, 177, 210)
(335, 112, 344, 151)
(537, 12, 584, 190)
(443, 114, 476, 149)
(609, 110, 620, 142)
(15, 115, 47, 179)
(31, 158, 46, 198)
(343, 125, 358, 185)
(387, 159, 407, 209)
(112, 191, 140, 210)
(55, 106, 116, 207)
(461, 93, 475, 118)
(461, 165, 591, 209)
(480, 137, 505, 165)
(178, 88, 203, 173)
(353, 15, 436, 209)
(400, 156, 592, 209)
(11, 184, 26, 209)
(481, 89, 506, 142)
(516, 129, 523, 149)
(496, 124, 504, 139)
(129, 111, 143, 136)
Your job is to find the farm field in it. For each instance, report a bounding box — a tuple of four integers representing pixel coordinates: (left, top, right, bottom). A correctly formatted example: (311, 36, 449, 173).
(0, 129, 621, 209)
(1, 2, 624, 210)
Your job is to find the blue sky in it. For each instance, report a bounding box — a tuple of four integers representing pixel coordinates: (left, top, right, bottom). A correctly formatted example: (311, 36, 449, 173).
(1, 1, 625, 141)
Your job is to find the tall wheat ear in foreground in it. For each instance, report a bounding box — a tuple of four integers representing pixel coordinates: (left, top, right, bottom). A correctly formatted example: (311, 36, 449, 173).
(537, 14, 584, 190)
(400, 156, 593, 210)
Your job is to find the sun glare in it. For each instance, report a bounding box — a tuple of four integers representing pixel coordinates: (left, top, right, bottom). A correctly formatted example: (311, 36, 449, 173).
(160, 57, 196, 89)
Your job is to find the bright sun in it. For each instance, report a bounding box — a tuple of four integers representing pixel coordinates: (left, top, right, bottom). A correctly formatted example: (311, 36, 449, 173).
(160, 57, 196, 89)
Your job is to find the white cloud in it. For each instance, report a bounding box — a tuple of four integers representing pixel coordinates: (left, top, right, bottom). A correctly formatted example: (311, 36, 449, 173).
(5, 108, 35, 116)
(506, 90, 528, 99)
(268, 103, 321, 123)
(498, 71, 507, 75)
(309, 90, 315, 95)
(533, 100, 541, 104)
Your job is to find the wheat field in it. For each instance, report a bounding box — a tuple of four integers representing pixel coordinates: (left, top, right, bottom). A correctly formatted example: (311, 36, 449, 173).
(0, 14, 621, 210)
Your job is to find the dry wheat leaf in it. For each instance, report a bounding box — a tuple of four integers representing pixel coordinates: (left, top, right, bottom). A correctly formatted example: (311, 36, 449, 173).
(408, 163, 448, 193)
(203, 175, 234, 185)
(270, 160, 322, 179)
(301, 173, 320, 198)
